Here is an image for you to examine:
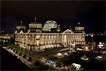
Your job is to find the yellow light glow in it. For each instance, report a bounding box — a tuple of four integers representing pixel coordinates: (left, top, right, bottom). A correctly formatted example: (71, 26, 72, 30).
(91, 33, 93, 37)
(103, 42, 104, 45)
(37, 41, 39, 46)
(78, 22, 80, 24)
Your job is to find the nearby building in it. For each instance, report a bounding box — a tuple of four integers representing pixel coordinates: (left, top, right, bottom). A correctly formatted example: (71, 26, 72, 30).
(15, 20, 85, 51)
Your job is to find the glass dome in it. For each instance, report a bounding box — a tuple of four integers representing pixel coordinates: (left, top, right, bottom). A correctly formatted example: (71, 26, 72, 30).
(42, 20, 58, 31)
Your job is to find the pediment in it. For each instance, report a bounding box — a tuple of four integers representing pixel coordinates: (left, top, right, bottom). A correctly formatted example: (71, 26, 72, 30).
(63, 29, 73, 33)
(20, 30, 24, 33)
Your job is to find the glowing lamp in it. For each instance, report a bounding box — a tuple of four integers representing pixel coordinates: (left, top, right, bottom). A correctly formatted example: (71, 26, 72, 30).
(91, 33, 93, 37)
(103, 42, 104, 45)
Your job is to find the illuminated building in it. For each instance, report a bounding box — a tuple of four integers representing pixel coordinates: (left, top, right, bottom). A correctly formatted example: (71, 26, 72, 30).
(15, 20, 85, 51)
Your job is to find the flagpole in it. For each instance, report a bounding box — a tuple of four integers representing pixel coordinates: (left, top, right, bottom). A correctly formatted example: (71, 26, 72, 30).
(92, 37, 93, 50)
(35, 17, 36, 22)
(20, 21, 22, 25)
(78, 22, 80, 27)
(91, 33, 93, 50)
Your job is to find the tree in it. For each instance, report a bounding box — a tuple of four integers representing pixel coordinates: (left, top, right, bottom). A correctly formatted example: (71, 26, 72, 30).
(2, 43, 6, 47)
(13, 49, 15, 52)
(20, 48, 23, 51)
(38, 64, 50, 70)
(23, 49, 27, 54)
(34, 60, 41, 66)
(28, 57, 32, 62)
(19, 52, 22, 56)
(16, 50, 18, 54)
(23, 54, 27, 58)
(33, 60, 51, 70)
(56, 59, 62, 67)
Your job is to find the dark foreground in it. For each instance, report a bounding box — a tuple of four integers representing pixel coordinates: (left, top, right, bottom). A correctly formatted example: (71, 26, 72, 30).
(1, 47, 31, 70)
(1, 47, 105, 71)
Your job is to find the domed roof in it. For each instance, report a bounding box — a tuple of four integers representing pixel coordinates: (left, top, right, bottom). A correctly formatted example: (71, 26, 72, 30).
(42, 20, 58, 32)
(46, 20, 57, 24)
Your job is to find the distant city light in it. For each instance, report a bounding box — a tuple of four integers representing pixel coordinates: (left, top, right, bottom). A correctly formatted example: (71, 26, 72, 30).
(98, 42, 103, 47)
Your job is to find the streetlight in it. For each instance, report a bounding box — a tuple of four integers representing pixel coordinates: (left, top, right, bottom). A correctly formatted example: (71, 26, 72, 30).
(91, 33, 93, 50)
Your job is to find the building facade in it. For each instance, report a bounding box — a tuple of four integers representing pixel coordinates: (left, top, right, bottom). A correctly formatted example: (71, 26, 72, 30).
(15, 20, 85, 51)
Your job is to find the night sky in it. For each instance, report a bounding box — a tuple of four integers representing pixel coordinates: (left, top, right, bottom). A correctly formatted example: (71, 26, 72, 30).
(1, 1, 105, 33)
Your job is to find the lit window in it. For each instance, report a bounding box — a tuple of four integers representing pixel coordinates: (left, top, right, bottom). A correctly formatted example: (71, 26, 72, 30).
(46, 36, 47, 39)
(52, 36, 53, 39)
(54, 36, 56, 38)
(49, 36, 50, 39)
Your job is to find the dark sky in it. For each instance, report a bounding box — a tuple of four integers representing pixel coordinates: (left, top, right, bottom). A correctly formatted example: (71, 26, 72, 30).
(1, 1, 105, 33)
